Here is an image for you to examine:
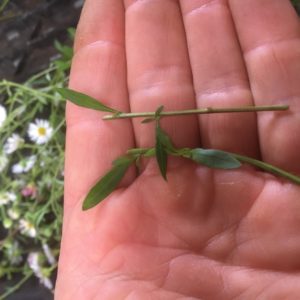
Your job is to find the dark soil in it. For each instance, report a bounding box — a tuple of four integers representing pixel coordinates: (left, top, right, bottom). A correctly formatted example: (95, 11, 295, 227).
(0, 0, 83, 82)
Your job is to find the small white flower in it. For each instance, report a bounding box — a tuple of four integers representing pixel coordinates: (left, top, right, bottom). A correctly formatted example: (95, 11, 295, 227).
(19, 219, 37, 237)
(27, 119, 53, 144)
(0, 154, 8, 172)
(42, 244, 56, 265)
(0, 105, 7, 128)
(8, 207, 20, 219)
(4, 134, 24, 154)
(12, 155, 36, 174)
(0, 191, 17, 205)
(27, 252, 53, 290)
(27, 252, 40, 273)
(0, 193, 10, 205)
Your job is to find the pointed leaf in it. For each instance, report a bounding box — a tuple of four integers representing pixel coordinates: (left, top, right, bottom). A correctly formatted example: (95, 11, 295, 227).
(156, 125, 176, 154)
(155, 123, 168, 180)
(112, 155, 134, 166)
(141, 117, 156, 124)
(57, 88, 119, 113)
(190, 148, 241, 169)
(155, 105, 164, 118)
(82, 156, 134, 210)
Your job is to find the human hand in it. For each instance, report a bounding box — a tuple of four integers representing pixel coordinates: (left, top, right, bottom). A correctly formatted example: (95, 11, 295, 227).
(55, 0, 300, 299)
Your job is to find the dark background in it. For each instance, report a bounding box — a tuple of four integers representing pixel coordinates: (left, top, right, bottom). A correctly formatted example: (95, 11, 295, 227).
(0, 0, 82, 82)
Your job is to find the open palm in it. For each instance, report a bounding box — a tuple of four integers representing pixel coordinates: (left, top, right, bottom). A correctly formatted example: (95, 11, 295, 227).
(55, 1, 300, 299)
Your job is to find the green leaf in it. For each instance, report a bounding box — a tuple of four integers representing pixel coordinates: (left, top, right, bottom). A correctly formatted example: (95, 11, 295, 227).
(141, 117, 155, 124)
(112, 155, 134, 166)
(156, 124, 176, 154)
(57, 88, 119, 113)
(82, 156, 134, 210)
(155, 123, 169, 180)
(190, 148, 241, 169)
(54, 40, 73, 59)
(155, 105, 164, 118)
(67, 27, 76, 39)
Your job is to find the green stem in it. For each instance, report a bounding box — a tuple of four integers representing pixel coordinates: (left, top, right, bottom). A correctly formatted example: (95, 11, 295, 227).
(232, 154, 300, 185)
(0, 272, 33, 300)
(0, 80, 56, 100)
(103, 105, 289, 120)
(127, 148, 150, 155)
(127, 147, 300, 185)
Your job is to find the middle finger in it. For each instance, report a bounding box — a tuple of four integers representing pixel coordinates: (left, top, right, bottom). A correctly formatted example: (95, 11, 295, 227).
(125, 0, 200, 150)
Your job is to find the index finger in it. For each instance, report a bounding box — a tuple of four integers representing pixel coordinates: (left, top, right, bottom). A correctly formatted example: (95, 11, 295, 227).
(64, 0, 134, 215)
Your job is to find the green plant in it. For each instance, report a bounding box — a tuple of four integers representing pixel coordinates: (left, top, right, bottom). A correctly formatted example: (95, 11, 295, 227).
(58, 88, 300, 211)
(0, 30, 73, 299)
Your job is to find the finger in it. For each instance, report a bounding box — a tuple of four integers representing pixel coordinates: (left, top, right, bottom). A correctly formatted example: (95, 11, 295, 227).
(229, 0, 300, 173)
(65, 0, 134, 214)
(124, 0, 200, 150)
(180, 0, 259, 157)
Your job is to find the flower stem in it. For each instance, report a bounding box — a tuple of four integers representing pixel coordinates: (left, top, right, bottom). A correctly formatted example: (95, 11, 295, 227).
(103, 105, 289, 120)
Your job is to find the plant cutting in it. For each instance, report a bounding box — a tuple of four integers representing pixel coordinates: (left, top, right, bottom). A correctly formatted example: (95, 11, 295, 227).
(57, 88, 300, 211)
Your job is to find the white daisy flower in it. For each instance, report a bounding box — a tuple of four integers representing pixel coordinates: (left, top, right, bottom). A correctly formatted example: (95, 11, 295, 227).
(0, 154, 8, 172)
(0, 105, 7, 128)
(4, 134, 24, 154)
(27, 119, 53, 144)
(27, 252, 53, 290)
(0, 191, 17, 205)
(19, 219, 37, 237)
(12, 155, 36, 174)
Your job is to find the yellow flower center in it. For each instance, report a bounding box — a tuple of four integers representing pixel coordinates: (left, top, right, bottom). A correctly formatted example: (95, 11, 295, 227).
(38, 127, 46, 136)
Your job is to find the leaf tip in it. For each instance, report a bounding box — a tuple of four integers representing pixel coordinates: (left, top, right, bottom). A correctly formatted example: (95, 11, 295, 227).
(82, 199, 92, 211)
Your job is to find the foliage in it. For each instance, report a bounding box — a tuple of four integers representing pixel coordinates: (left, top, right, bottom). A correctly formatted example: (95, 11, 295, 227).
(0, 30, 73, 299)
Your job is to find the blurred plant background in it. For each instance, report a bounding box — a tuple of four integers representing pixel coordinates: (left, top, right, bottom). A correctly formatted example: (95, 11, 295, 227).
(0, 1, 82, 299)
(0, 0, 299, 299)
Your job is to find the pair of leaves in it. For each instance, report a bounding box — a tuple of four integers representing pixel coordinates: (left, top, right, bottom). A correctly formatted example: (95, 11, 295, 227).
(82, 156, 135, 210)
(57, 88, 119, 113)
(155, 120, 240, 179)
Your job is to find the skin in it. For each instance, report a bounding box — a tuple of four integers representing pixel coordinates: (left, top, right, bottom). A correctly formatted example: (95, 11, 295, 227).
(55, 0, 300, 299)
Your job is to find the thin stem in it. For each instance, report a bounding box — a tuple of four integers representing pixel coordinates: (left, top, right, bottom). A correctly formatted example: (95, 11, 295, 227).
(0, 80, 56, 100)
(126, 147, 300, 185)
(232, 154, 300, 185)
(127, 148, 150, 155)
(0, 272, 33, 300)
(103, 105, 289, 120)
